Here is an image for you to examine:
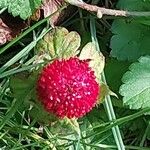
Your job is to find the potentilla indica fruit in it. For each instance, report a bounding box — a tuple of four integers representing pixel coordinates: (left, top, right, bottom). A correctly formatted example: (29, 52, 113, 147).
(37, 57, 100, 118)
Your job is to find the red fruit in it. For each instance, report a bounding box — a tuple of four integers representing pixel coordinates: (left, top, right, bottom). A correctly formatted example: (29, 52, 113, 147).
(37, 57, 100, 118)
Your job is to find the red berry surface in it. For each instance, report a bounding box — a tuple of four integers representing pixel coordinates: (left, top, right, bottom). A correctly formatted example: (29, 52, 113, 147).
(37, 57, 99, 118)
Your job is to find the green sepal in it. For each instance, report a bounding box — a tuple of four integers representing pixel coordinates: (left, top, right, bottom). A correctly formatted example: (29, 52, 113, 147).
(79, 42, 105, 82)
(45, 118, 80, 137)
(29, 102, 58, 125)
(35, 27, 81, 60)
(63, 118, 80, 135)
(9, 71, 38, 110)
(97, 83, 118, 104)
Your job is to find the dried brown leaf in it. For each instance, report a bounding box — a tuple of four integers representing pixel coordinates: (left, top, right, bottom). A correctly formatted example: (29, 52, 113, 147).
(0, 13, 28, 45)
(41, 0, 65, 26)
(0, 18, 12, 45)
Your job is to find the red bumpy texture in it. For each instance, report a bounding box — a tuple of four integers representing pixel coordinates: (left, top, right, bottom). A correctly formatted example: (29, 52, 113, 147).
(37, 57, 100, 118)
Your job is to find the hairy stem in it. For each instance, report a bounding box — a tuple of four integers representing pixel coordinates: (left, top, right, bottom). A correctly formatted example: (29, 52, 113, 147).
(65, 0, 150, 17)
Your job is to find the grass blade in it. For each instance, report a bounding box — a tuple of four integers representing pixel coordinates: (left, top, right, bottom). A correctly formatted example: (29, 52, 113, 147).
(90, 17, 125, 150)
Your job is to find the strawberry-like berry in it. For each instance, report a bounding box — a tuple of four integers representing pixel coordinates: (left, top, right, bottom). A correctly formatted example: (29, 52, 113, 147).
(37, 57, 99, 118)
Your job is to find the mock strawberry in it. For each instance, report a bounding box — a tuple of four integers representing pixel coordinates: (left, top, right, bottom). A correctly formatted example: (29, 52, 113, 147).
(36, 57, 100, 118)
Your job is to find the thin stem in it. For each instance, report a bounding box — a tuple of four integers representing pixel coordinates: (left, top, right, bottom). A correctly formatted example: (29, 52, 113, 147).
(0, 7, 7, 14)
(78, 9, 85, 32)
(140, 121, 150, 147)
(105, 0, 109, 8)
(90, 18, 125, 150)
(66, 0, 150, 17)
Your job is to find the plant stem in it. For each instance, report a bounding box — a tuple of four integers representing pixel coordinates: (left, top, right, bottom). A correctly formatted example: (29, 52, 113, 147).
(90, 18, 125, 150)
(66, 0, 150, 17)
(79, 9, 85, 32)
(140, 121, 150, 147)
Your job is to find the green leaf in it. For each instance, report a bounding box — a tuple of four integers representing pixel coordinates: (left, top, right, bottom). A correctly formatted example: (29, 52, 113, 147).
(35, 27, 69, 58)
(0, 0, 7, 8)
(110, 19, 150, 61)
(119, 56, 150, 111)
(105, 58, 130, 94)
(0, 0, 42, 20)
(79, 42, 105, 81)
(29, 102, 58, 124)
(117, 0, 150, 26)
(110, 0, 150, 61)
(10, 72, 37, 99)
(35, 27, 81, 59)
(60, 31, 81, 59)
(117, 0, 150, 11)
